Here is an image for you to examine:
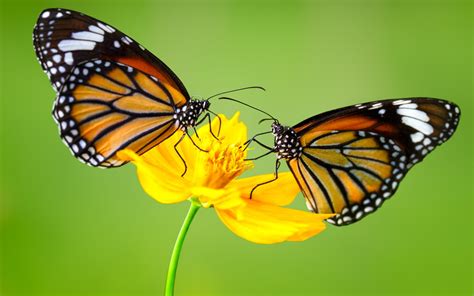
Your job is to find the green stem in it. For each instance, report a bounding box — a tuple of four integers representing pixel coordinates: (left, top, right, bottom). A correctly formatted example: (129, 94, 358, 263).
(165, 199, 200, 296)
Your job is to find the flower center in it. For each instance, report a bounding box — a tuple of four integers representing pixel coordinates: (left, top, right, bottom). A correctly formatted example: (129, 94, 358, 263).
(193, 139, 251, 189)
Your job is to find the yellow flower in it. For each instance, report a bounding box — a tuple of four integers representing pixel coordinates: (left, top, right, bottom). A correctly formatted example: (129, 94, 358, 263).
(119, 113, 333, 244)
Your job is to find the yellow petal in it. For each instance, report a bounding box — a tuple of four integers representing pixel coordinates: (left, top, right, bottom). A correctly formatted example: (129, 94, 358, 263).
(220, 112, 247, 145)
(229, 172, 300, 206)
(118, 149, 191, 204)
(215, 199, 334, 244)
(138, 130, 198, 182)
(194, 112, 247, 147)
(191, 186, 246, 210)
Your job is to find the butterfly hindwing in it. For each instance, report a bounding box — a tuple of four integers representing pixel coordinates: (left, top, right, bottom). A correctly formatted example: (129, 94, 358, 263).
(288, 130, 408, 225)
(290, 98, 460, 225)
(33, 8, 189, 100)
(53, 59, 182, 167)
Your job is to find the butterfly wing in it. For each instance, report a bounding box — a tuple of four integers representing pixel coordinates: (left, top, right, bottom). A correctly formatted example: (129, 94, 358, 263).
(33, 7, 189, 102)
(289, 98, 460, 225)
(53, 59, 182, 167)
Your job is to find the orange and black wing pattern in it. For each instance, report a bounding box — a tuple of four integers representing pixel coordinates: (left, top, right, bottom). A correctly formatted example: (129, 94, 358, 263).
(53, 59, 184, 167)
(290, 98, 460, 226)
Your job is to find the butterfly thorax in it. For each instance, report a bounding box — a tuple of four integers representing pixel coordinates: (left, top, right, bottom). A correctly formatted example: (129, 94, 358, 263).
(272, 123, 303, 160)
(175, 99, 210, 130)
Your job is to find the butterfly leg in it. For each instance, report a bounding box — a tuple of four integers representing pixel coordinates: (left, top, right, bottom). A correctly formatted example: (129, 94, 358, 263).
(242, 131, 273, 151)
(196, 112, 220, 141)
(174, 132, 188, 177)
(208, 110, 222, 137)
(185, 129, 209, 152)
(245, 149, 274, 161)
(193, 126, 201, 140)
(244, 138, 274, 161)
(249, 159, 281, 199)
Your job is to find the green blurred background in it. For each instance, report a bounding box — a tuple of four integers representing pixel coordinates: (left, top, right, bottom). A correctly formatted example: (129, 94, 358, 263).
(1, 0, 472, 295)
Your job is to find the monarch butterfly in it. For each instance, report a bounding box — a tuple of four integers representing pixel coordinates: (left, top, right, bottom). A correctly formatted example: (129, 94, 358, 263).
(33, 8, 258, 171)
(222, 97, 461, 226)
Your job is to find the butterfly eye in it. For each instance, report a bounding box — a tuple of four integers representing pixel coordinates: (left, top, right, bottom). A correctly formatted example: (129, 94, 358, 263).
(271, 123, 283, 134)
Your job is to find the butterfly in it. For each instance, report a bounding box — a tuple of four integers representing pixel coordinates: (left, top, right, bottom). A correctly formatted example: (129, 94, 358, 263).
(222, 97, 461, 226)
(33, 8, 230, 170)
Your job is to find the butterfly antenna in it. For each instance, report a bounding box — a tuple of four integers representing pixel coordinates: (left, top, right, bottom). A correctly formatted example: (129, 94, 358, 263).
(206, 86, 265, 101)
(258, 118, 275, 124)
(218, 96, 278, 122)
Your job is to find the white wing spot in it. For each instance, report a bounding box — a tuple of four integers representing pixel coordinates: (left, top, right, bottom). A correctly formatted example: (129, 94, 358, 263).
(58, 40, 96, 52)
(52, 54, 62, 63)
(97, 22, 115, 33)
(410, 132, 424, 143)
(72, 31, 104, 42)
(88, 25, 105, 35)
(397, 108, 429, 122)
(393, 99, 411, 105)
(398, 103, 418, 109)
(121, 36, 132, 45)
(369, 102, 382, 110)
(402, 117, 433, 135)
(64, 52, 74, 65)
(41, 11, 50, 18)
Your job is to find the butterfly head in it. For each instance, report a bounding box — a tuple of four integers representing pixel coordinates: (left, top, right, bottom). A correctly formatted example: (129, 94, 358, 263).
(271, 122, 302, 160)
(271, 121, 283, 135)
(176, 99, 210, 130)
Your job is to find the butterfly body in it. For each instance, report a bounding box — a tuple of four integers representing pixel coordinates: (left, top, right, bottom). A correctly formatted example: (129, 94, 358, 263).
(257, 98, 460, 226)
(272, 123, 303, 160)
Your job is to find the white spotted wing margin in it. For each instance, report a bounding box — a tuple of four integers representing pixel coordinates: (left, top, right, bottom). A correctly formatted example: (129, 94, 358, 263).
(291, 98, 461, 226)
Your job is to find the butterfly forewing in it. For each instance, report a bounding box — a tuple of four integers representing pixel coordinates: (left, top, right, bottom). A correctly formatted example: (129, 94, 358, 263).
(33, 8, 189, 99)
(290, 98, 460, 225)
(53, 59, 182, 167)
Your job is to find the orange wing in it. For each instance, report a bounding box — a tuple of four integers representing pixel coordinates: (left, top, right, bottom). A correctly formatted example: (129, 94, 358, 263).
(288, 130, 407, 225)
(53, 59, 185, 167)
